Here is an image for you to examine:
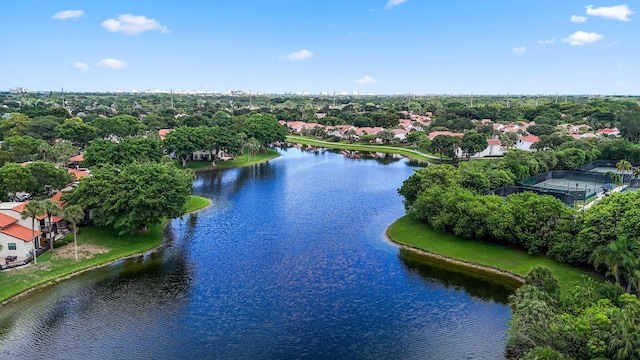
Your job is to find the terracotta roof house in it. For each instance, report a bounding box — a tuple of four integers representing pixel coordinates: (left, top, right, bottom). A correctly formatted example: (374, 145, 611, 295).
(0, 205, 44, 262)
(158, 129, 173, 140)
(597, 128, 620, 137)
(69, 154, 84, 163)
(516, 135, 540, 151)
(68, 168, 90, 180)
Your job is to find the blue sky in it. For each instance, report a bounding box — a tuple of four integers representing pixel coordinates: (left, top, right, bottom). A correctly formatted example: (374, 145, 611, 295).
(1, 1, 638, 95)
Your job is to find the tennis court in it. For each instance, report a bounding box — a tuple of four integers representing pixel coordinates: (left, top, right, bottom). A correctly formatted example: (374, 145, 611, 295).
(520, 170, 614, 201)
(531, 178, 605, 198)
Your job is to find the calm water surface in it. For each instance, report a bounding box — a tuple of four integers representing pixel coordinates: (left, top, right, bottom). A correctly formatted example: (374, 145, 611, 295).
(0, 148, 513, 359)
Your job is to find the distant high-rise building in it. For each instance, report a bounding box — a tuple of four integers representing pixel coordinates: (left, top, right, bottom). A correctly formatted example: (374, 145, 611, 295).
(9, 87, 29, 94)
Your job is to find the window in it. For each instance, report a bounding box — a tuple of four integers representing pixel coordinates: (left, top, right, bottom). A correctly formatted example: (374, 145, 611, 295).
(8, 243, 17, 251)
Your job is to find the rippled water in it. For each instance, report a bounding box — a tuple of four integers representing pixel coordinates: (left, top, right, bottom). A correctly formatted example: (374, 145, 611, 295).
(0, 148, 513, 359)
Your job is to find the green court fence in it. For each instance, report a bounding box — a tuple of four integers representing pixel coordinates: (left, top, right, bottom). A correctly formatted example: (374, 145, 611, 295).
(519, 170, 613, 201)
(488, 186, 576, 207)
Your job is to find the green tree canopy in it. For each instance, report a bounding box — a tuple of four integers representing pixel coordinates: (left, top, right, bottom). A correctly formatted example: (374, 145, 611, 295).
(25, 161, 70, 196)
(55, 119, 98, 147)
(460, 130, 487, 158)
(242, 114, 287, 150)
(83, 137, 164, 167)
(0, 162, 35, 199)
(64, 163, 194, 234)
(163, 126, 208, 166)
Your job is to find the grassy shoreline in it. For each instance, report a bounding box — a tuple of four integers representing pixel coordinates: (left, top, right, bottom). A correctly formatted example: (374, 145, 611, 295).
(287, 135, 447, 163)
(177, 148, 280, 171)
(387, 216, 597, 292)
(0, 195, 211, 305)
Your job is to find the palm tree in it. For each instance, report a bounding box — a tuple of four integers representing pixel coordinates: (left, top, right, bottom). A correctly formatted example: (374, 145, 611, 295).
(589, 237, 636, 287)
(41, 199, 61, 255)
(62, 205, 84, 262)
(21, 201, 44, 264)
(631, 166, 640, 188)
(616, 159, 632, 187)
(245, 137, 259, 161)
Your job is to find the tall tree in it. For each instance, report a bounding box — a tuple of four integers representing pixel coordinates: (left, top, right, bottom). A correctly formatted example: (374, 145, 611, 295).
(64, 163, 194, 234)
(460, 130, 487, 159)
(41, 199, 61, 254)
(55, 119, 98, 148)
(163, 126, 208, 167)
(21, 201, 44, 264)
(617, 159, 632, 187)
(25, 161, 70, 196)
(242, 114, 287, 150)
(589, 237, 636, 286)
(62, 204, 84, 262)
(0, 162, 36, 200)
(428, 135, 460, 160)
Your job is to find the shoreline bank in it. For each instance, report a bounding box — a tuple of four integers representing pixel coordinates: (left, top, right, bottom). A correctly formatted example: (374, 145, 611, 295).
(0, 196, 212, 306)
(385, 228, 525, 286)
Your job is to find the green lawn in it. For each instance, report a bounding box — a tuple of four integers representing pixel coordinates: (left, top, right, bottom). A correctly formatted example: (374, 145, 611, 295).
(0, 195, 210, 304)
(176, 149, 280, 171)
(287, 135, 448, 163)
(387, 216, 597, 292)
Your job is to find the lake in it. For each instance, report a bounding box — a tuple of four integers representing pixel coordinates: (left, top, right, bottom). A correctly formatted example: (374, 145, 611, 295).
(0, 148, 513, 359)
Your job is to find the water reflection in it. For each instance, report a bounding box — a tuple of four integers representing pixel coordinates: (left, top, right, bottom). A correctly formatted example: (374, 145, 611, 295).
(0, 149, 510, 359)
(398, 249, 519, 304)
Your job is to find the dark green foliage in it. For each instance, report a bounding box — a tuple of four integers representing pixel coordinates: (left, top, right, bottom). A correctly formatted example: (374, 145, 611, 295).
(242, 113, 287, 149)
(507, 269, 640, 360)
(83, 137, 164, 167)
(25, 161, 71, 196)
(64, 163, 194, 234)
(460, 130, 487, 158)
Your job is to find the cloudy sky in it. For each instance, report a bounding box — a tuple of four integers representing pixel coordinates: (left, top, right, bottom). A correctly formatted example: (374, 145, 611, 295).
(1, 0, 638, 95)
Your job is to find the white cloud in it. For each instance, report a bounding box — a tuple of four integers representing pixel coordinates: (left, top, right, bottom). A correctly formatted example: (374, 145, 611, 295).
(283, 49, 313, 62)
(102, 14, 169, 34)
(562, 31, 603, 46)
(73, 62, 89, 70)
(586, 4, 634, 21)
(97, 58, 127, 69)
(512, 46, 526, 54)
(570, 15, 588, 23)
(386, 0, 407, 9)
(538, 38, 556, 45)
(356, 75, 377, 85)
(52, 9, 84, 20)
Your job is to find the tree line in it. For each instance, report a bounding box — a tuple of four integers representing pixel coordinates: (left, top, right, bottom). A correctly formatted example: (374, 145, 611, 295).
(399, 143, 640, 295)
(506, 266, 639, 359)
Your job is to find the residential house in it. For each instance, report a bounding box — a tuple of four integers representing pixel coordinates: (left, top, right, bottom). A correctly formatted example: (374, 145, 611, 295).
(516, 135, 540, 151)
(597, 128, 620, 137)
(391, 129, 409, 142)
(0, 203, 43, 262)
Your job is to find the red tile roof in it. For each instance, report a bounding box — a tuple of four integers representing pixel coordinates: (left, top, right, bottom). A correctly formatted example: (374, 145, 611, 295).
(0, 223, 42, 242)
(518, 135, 540, 143)
(158, 129, 173, 140)
(69, 154, 84, 162)
(597, 128, 619, 134)
(0, 213, 18, 228)
(68, 168, 90, 180)
(50, 192, 66, 208)
(11, 202, 26, 213)
(487, 139, 501, 145)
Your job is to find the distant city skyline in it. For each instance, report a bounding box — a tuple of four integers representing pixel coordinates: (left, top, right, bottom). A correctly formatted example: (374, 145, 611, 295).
(2, 1, 638, 95)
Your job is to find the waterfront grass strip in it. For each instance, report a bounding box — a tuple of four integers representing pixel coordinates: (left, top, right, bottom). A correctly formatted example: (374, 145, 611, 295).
(387, 216, 595, 291)
(178, 148, 280, 170)
(0, 195, 210, 304)
(287, 135, 445, 162)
